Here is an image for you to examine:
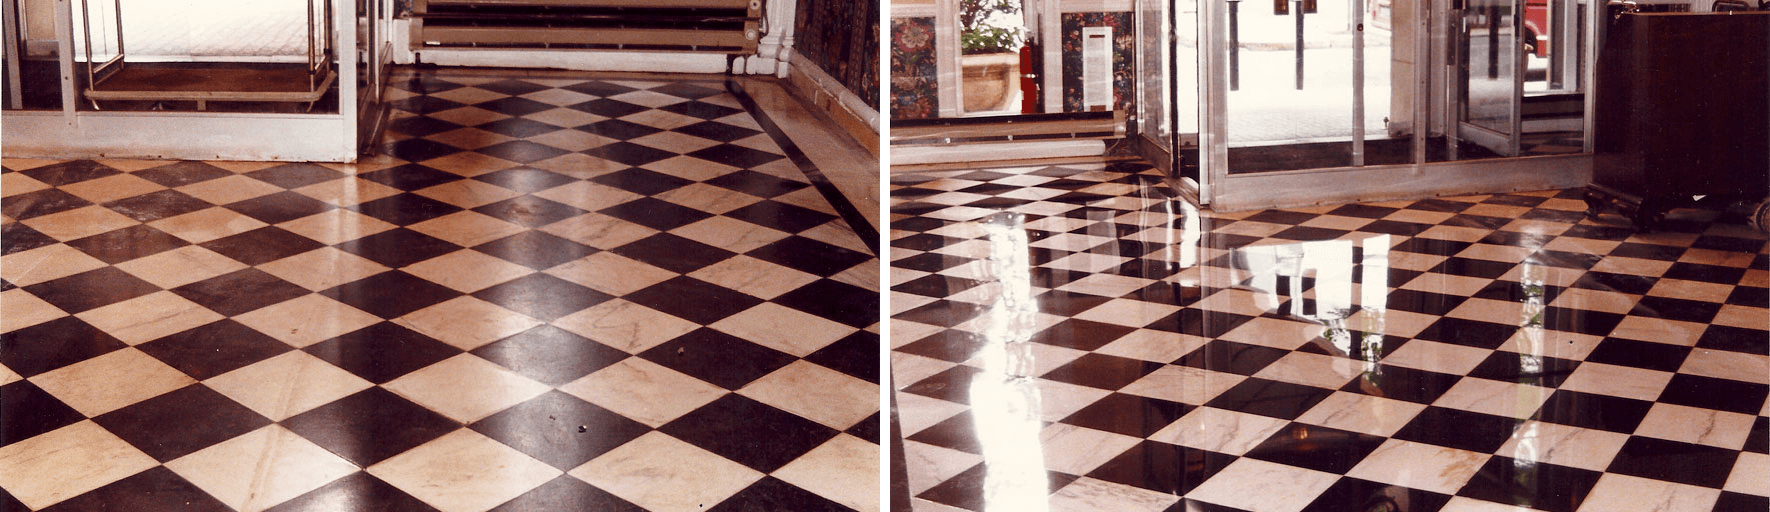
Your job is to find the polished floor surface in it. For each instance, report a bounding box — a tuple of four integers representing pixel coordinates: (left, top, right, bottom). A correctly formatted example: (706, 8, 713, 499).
(889, 162, 1768, 512)
(0, 69, 880, 512)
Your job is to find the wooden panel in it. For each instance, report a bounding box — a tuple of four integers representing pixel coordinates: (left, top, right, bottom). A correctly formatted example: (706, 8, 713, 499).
(420, 26, 755, 51)
(86, 66, 334, 102)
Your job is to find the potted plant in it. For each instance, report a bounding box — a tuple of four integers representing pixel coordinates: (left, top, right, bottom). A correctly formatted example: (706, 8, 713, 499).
(959, 0, 1024, 112)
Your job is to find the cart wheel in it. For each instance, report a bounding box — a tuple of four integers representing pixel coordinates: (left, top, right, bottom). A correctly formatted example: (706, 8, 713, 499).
(1750, 200, 1770, 234)
(1633, 198, 1667, 231)
(1582, 190, 1605, 218)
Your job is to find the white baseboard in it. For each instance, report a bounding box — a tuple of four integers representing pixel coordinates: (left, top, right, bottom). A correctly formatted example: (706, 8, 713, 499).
(891, 140, 1106, 166)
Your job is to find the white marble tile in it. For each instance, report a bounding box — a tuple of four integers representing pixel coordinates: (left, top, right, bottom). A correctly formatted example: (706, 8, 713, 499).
(737, 360, 879, 430)
(772, 435, 880, 512)
(0, 421, 159, 510)
(72, 291, 224, 345)
(369, 429, 561, 512)
(568, 431, 762, 511)
(1038, 423, 1143, 476)
(1185, 458, 1339, 512)
(394, 296, 542, 351)
(1118, 365, 1245, 406)
(204, 351, 374, 422)
(27, 348, 193, 417)
(1345, 439, 1489, 495)
(903, 440, 984, 496)
(711, 303, 857, 357)
(1724, 451, 1769, 497)
(166, 425, 359, 512)
(559, 357, 727, 428)
(1556, 362, 1674, 402)
(1432, 378, 1554, 419)
(1293, 391, 1428, 437)
(1632, 402, 1757, 450)
(550, 299, 699, 355)
(384, 354, 551, 423)
(1047, 477, 1181, 512)
(1148, 406, 1289, 456)
(1573, 473, 1720, 512)
(1495, 420, 1629, 472)
(1678, 348, 1770, 385)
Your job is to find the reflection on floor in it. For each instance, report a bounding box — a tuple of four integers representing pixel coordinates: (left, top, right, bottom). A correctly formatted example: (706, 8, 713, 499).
(889, 161, 1768, 512)
(0, 69, 880, 512)
(1220, 132, 1587, 174)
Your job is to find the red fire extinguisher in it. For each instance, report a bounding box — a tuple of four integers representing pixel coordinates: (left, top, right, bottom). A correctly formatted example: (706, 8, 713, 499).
(1019, 44, 1039, 114)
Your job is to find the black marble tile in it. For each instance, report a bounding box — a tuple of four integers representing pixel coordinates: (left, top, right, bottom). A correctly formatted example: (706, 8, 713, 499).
(1578, 338, 1689, 373)
(40, 467, 233, 512)
(702, 170, 807, 199)
(1628, 295, 1723, 324)
(659, 101, 743, 120)
(804, 330, 880, 384)
(62, 224, 190, 264)
(171, 268, 309, 316)
(472, 97, 555, 117)
(1060, 392, 1193, 438)
(897, 365, 982, 405)
(351, 192, 465, 226)
(575, 119, 661, 140)
(1145, 309, 1256, 338)
(1204, 378, 1338, 421)
(472, 231, 596, 271)
(1244, 423, 1387, 474)
(891, 274, 983, 299)
(639, 328, 793, 390)
(472, 274, 612, 322)
(708, 476, 852, 512)
(1175, 340, 1290, 376)
(623, 276, 764, 326)
(893, 330, 988, 365)
(93, 384, 271, 461)
(1466, 352, 1581, 388)
(1300, 477, 1452, 512)
(1413, 317, 1519, 350)
(136, 319, 293, 380)
(1390, 237, 1473, 257)
(1429, 257, 1516, 280)
(1655, 373, 1769, 416)
(475, 118, 566, 138)
(0, 189, 91, 221)
(0, 380, 85, 447)
(471, 391, 650, 470)
(686, 144, 784, 169)
(1042, 354, 1165, 391)
(473, 168, 577, 194)
(598, 197, 715, 232)
(359, 164, 466, 192)
(335, 228, 462, 269)
(282, 387, 461, 467)
(847, 411, 881, 443)
(1606, 242, 1686, 261)
(304, 322, 462, 384)
(1382, 289, 1470, 317)
(1662, 262, 1749, 284)
(389, 115, 467, 138)
(222, 191, 337, 225)
(0, 489, 25, 512)
(1525, 249, 1604, 271)
(102, 189, 214, 222)
(567, 98, 649, 118)
(1606, 436, 1739, 488)
(1695, 324, 1770, 355)
(1088, 440, 1236, 496)
(22, 266, 162, 314)
(673, 120, 761, 143)
(1567, 270, 1658, 296)
(588, 167, 693, 196)
(1538, 307, 1626, 337)
(473, 325, 625, 386)
(246, 163, 348, 189)
(131, 161, 231, 187)
(476, 140, 572, 164)
(1714, 492, 1770, 512)
(746, 235, 873, 277)
(199, 226, 327, 265)
(1026, 319, 1137, 352)
(659, 394, 838, 473)
(1355, 219, 1435, 237)
(386, 96, 465, 115)
(1270, 226, 1355, 241)
(487, 476, 642, 512)
(19, 160, 120, 186)
(560, 81, 637, 98)
(1392, 406, 1521, 453)
(1529, 389, 1652, 434)
(467, 193, 584, 228)
(0, 222, 58, 255)
(1724, 285, 1768, 309)
(609, 233, 734, 274)
(1454, 457, 1600, 512)
(903, 411, 982, 454)
(321, 270, 462, 319)
(722, 200, 840, 234)
(265, 471, 440, 512)
(472, 78, 551, 96)
(581, 141, 677, 167)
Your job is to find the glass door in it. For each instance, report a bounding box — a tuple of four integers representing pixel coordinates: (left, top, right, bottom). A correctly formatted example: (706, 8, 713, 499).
(1453, 0, 1523, 156)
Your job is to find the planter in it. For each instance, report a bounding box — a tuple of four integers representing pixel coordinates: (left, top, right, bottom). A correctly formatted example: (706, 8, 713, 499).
(960, 52, 1020, 113)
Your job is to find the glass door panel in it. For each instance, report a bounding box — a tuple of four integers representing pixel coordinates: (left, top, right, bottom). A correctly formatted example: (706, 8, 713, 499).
(1455, 0, 1522, 156)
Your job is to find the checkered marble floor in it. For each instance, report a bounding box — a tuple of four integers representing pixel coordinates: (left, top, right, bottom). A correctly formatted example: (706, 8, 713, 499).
(889, 162, 1768, 512)
(0, 69, 879, 512)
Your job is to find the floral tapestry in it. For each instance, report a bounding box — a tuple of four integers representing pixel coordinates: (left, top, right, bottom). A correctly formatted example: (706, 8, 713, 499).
(794, 0, 881, 111)
(890, 17, 938, 119)
(1059, 11, 1136, 114)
